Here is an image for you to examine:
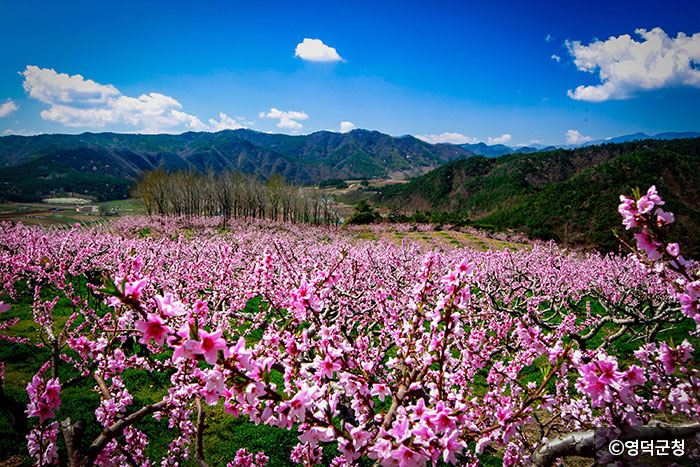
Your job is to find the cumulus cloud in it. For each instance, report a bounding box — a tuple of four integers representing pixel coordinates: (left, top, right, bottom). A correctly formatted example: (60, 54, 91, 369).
(18, 65, 238, 133)
(208, 113, 252, 131)
(259, 108, 308, 130)
(416, 132, 479, 145)
(545, 34, 554, 43)
(294, 38, 343, 62)
(551, 54, 561, 62)
(339, 121, 356, 133)
(566, 27, 700, 102)
(487, 134, 512, 145)
(566, 129, 592, 144)
(0, 99, 18, 117)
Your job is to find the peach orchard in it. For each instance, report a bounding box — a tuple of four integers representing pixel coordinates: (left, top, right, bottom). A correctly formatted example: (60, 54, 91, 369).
(1, 186, 699, 466)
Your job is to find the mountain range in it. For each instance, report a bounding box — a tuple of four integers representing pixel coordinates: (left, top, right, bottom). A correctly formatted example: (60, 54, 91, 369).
(458, 131, 700, 158)
(0, 129, 470, 201)
(0, 128, 698, 205)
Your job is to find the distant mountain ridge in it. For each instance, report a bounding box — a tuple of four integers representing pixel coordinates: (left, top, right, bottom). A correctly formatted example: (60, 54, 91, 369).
(457, 131, 700, 158)
(1, 128, 698, 203)
(581, 131, 700, 147)
(0, 129, 472, 201)
(458, 142, 557, 157)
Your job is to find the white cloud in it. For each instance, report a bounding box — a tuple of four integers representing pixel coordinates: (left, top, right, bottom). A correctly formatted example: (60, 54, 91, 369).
(416, 132, 479, 145)
(20, 65, 219, 133)
(566, 129, 592, 144)
(21, 66, 120, 105)
(208, 113, 251, 131)
(2, 128, 38, 136)
(0, 99, 18, 117)
(259, 107, 308, 130)
(551, 54, 561, 62)
(339, 121, 356, 133)
(566, 27, 700, 102)
(294, 38, 343, 62)
(515, 139, 542, 147)
(487, 134, 512, 145)
(545, 34, 554, 43)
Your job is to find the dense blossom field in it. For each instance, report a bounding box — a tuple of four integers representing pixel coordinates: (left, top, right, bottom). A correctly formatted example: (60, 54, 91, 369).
(0, 187, 699, 466)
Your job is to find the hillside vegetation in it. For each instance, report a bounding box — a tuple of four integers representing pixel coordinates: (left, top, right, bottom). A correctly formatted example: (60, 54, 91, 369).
(378, 138, 700, 255)
(0, 129, 471, 201)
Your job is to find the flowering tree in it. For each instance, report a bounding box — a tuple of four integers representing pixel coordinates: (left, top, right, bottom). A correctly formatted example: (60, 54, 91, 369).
(0, 186, 698, 466)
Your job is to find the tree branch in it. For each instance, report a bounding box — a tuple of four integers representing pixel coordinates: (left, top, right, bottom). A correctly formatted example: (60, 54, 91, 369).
(531, 421, 700, 467)
(82, 400, 169, 467)
(195, 397, 211, 467)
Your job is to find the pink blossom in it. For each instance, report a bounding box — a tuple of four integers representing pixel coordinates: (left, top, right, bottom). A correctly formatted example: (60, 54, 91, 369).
(155, 293, 186, 317)
(317, 354, 341, 379)
(225, 336, 254, 371)
(370, 383, 391, 402)
(442, 430, 464, 464)
(429, 401, 457, 433)
(667, 243, 680, 257)
(124, 278, 148, 300)
(196, 328, 227, 364)
(475, 437, 490, 454)
(170, 323, 200, 362)
(658, 343, 676, 375)
(636, 195, 655, 215)
(285, 387, 314, 422)
(495, 406, 513, 425)
(645, 185, 664, 205)
(576, 355, 624, 407)
(656, 208, 675, 226)
(135, 313, 172, 346)
(201, 368, 225, 405)
(634, 228, 663, 261)
(457, 258, 475, 275)
(625, 365, 647, 386)
(391, 444, 426, 467)
(618, 195, 638, 229)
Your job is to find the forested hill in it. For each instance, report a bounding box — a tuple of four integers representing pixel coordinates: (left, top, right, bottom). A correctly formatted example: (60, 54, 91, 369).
(377, 138, 700, 255)
(0, 129, 472, 201)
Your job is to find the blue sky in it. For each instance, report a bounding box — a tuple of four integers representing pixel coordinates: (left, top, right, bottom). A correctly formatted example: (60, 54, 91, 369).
(1, 0, 699, 145)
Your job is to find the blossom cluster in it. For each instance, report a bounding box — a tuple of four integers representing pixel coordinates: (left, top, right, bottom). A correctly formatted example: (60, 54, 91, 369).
(25, 364, 61, 465)
(0, 185, 697, 465)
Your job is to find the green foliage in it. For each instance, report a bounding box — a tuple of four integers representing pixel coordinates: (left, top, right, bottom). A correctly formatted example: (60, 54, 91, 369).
(318, 178, 348, 189)
(0, 154, 132, 202)
(0, 129, 474, 198)
(378, 138, 700, 256)
(345, 199, 381, 225)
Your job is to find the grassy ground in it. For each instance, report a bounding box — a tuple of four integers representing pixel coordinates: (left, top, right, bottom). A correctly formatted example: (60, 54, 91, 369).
(370, 228, 530, 252)
(0, 199, 144, 227)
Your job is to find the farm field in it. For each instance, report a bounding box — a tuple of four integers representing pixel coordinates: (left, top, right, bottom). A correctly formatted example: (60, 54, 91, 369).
(0, 199, 145, 227)
(1, 187, 699, 466)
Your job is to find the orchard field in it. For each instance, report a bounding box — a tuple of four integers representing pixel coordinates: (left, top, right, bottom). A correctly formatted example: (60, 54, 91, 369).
(0, 187, 699, 466)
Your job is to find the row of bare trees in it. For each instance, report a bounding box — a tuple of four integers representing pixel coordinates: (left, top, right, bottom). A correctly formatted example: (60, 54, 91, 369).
(132, 169, 340, 227)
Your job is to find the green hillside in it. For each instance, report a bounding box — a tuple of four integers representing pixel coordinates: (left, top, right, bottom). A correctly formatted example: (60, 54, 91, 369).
(378, 138, 700, 255)
(0, 154, 133, 202)
(0, 129, 472, 202)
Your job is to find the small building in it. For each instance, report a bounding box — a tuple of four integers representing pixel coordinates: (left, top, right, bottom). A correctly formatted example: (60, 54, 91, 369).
(76, 205, 99, 215)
